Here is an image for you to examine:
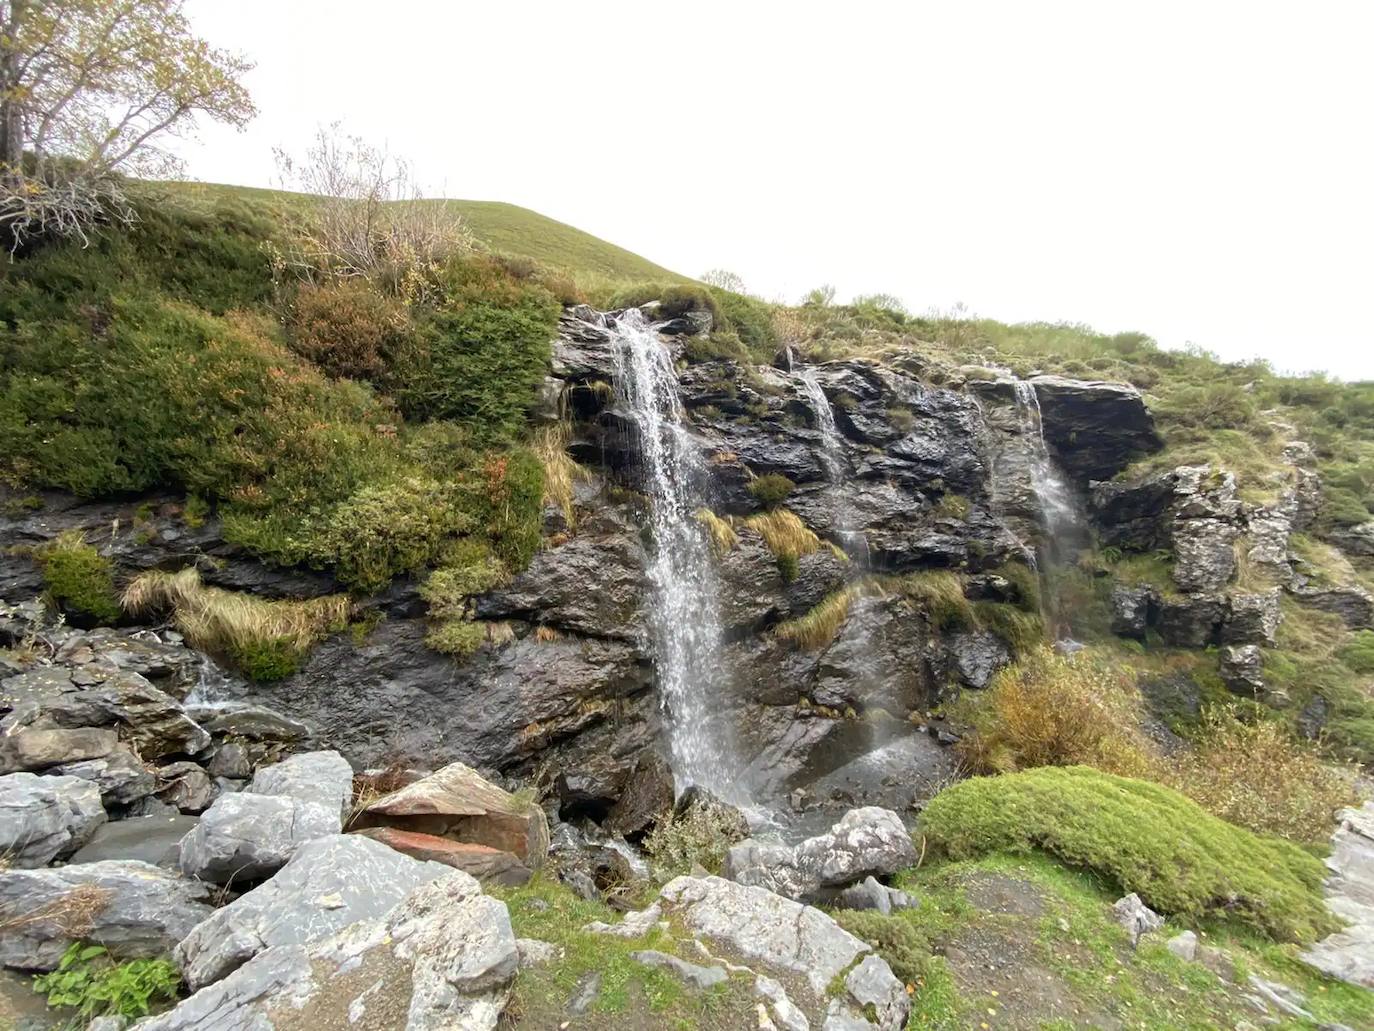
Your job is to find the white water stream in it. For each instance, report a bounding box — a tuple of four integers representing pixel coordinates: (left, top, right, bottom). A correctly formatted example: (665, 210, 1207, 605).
(609, 309, 737, 799)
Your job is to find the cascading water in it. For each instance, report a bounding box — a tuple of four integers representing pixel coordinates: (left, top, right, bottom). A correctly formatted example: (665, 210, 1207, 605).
(799, 366, 869, 562)
(1010, 379, 1090, 638)
(609, 309, 737, 799)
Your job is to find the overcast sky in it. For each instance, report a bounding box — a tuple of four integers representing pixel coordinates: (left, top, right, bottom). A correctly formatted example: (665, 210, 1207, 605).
(174, 0, 1373, 380)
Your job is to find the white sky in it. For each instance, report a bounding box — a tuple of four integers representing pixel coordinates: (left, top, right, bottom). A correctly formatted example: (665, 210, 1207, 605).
(174, 0, 1374, 380)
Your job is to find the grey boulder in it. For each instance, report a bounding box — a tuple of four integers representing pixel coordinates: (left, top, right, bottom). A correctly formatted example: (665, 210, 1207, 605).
(177, 791, 338, 885)
(1112, 892, 1163, 947)
(723, 807, 917, 902)
(658, 874, 908, 1029)
(147, 871, 516, 1030)
(175, 832, 451, 990)
(248, 749, 353, 824)
(0, 727, 118, 773)
(0, 860, 212, 971)
(51, 746, 157, 806)
(0, 772, 105, 868)
(69, 813, 199, 867)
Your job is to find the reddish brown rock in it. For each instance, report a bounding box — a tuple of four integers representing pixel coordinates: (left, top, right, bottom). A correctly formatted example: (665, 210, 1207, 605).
(353, 827, 531, 886)
(352, 760, 549, 868)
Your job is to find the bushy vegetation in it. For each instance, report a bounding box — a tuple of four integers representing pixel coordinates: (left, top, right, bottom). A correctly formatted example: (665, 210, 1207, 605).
(746, 472, 795, 509)
(33, 943, 180, 1022)
(0, 189, 552, 613)
(642, 802, 749, 879)
(922, 766, 1335, 942)
(37, 531, 121, 625)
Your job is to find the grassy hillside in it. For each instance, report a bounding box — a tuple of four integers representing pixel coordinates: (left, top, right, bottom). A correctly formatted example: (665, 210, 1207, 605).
(158, 181, 689, 285)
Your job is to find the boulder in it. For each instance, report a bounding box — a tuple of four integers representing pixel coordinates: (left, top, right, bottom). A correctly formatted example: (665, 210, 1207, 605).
(1302, 801, 1374, 988)
(1027, 375, 1162, 482)
(723, 807, 917, 902)
(1329, 522, 1374, 558)
(1220, 644, 1265, 697)
(0, 860, 212, 971)
(186, 703, 311, 744)
(69, 814, 198, 867)
(178, 792, 339, 885)
(353, 827, 531, 886)
(353, 760, 549, 868)
(0, 727, 117, 773)
(148, 872, 516, 1030)
(0, 772, 105, 868)
(175, 833, 453, 991)
(1221, 590, 1282, 645)
(204, 742, 251, 780)
(1110, 583, 1158, 639)
(51, 746, 157, 806)
(0, 669, 209, 761)
(1112, 892, 1163, 947)
(1293, 585, 1374, 630)
(1172, 518, 1238, 593)
(1157, 595, 1224, 648)
(248, 749, 353, 823)
(154, 761, 216, 812)
(945, 630, 1012, 689)
(658, 874, 908, 1029)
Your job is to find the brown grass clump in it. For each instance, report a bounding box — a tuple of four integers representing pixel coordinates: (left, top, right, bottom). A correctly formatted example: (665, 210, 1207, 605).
(694, 509, 739, 556)
(742, 509, 822, 561)
(1165, 710, 1359, 844)
(531, 422, 588, 529)
(958, 646, 1158, 778)
(775, 584, 863, 651)
(123, 568, 349, 670)
(0, 884, 114, 939)
(533, 624, 562, 643)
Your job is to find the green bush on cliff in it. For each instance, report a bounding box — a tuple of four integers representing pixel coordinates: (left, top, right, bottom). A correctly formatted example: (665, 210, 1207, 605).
(921, 766, 1335, 942)
(38, 532, 122, 625)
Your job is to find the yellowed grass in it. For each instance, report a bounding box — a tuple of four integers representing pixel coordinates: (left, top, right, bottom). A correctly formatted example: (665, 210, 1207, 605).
(694, 509, 739, 556)
(533, 624, 562, 643)
(531, 423, 589, 528)
(742, 509, 822, 561)
(775, 584, 862, 650)
(123, 568, 349, 657)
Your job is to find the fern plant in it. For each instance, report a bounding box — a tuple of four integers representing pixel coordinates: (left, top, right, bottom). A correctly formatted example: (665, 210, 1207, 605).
(33, 943, 181, 1020)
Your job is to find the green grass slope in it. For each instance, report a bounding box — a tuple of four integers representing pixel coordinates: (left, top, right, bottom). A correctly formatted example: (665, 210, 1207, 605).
(158, 181, 688, 284)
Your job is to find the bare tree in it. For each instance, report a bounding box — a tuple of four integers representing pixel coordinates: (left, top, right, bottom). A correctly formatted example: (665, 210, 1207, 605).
(0, 0, 254, 252)
(701, 268, 747, 294)
(272, 125, 471, 300)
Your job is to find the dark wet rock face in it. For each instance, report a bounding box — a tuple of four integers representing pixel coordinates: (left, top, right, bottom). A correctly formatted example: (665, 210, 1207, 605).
(1026, 375, 1162, 482)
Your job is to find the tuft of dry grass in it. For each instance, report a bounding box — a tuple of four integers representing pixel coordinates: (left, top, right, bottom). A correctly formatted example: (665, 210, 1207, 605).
(533, 624, 562, 643)
(775, 584, 864, 651)
(531, 423, 589, 529)
(0, 884, 114, 939)
(123, 568, 349, 660)
(694, 509, 739, 556)
(742, 509, 822, 561)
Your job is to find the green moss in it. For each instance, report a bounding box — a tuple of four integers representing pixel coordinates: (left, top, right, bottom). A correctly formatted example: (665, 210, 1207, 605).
(776, 552, 800, 583)
(38, 532, 121, 625)
(424, 620, 486, 657)
(922, 767, 1335, 942)
(229, 637, 303, 681)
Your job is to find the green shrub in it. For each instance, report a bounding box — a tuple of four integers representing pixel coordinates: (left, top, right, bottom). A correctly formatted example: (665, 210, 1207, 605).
(33, 943, 180, 1021)
(38, 532, 121, 625)
(921, 766, 1335, 942)
(643, 801, 749, 878)
(424, 619, 486, 657)
(230, 636, 304, 681)
(608, 282, 722, 326)
(287, 279, 413, 382)
(396, 257, 558, 440)
(831, 910, 934, 988)
(747, 473, 795, 509)
(708, 287, 777, 359)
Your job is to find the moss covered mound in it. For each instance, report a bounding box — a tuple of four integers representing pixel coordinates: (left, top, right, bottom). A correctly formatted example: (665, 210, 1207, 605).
(921, 766, 1336, 943)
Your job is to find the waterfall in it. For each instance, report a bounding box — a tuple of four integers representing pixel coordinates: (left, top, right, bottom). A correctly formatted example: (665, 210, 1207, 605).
(1010, 380, 1081, 548)
(799, 366, 869, 563)
(1010, 379, 1089, 637)
(609, 309, 736, 799)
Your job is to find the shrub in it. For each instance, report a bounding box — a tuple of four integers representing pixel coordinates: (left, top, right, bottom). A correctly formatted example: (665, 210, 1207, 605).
(37, 531, 121, 625)
(747, 473, 795, 509)
(643, 801, 749, 878)
(831, 910, 934, 988)
(33, 943, 180, 1021)
(1166, 710, 1357, 844)
(957, 647, 1156, 777)
(607, 282, 722, 326)
(123, 568, 349, 681)
(287, 279, 412, 382)
(921, 766, 1336, 942)
(708, 287, 777, 359)
(396, 257, 559, 440)
(296, 476, 477, 593)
